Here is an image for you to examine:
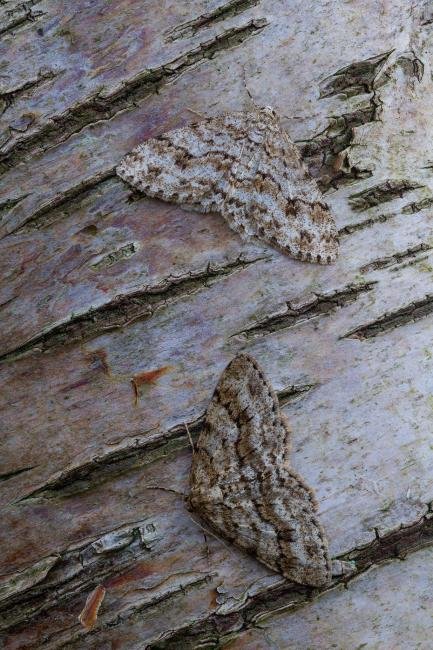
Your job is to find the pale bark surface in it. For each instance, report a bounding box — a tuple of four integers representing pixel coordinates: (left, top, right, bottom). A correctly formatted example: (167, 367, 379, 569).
(1, 0, 433, 647)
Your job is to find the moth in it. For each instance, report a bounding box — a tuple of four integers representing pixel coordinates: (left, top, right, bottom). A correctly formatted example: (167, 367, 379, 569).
(189, 354, 331, 587)
(117, 108, 339, 264)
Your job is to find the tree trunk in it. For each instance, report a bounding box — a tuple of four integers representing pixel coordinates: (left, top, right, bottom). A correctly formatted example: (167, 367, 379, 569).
(1, 1, 433, 647)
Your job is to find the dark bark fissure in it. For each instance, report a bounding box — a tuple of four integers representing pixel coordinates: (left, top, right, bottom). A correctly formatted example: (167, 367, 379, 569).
(165, 0, 260, 41)
(359, 243, 432, 273)
(233, 282, 375, 339)
(401, 196, 433, 214)
(0, 195, 29, 222)
(342, 293, 433, 339)
(0, 18, 268, 174)
(0, 70, 57, 110)
(0, 256, 266, 363)
(16, 382, 314, 501)
(149, 513, 433, 649)
(338, 196, 433, 236)
(298, 51, 393, 191)
(0, 465, 36, 482)
(339, 210, 398, 235)
(15, 169, 117, 234)
(348, 180, 424, 211)
(0, 0, 44, 39)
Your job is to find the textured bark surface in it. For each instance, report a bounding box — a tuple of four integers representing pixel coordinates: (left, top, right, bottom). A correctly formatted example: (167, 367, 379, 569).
(1, 0, 433, 647)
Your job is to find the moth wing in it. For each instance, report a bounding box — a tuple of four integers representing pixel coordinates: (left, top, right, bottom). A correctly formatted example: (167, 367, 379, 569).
(117, 110, 338, 264)
(259, 427, 332, 587)
(116, 114, 249, 214)
(221, 116, 339, 264)
(189, 354, 331, 587)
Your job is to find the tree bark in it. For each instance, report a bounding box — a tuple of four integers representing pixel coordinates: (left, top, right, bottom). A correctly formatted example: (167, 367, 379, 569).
(1, 0, 433, 647)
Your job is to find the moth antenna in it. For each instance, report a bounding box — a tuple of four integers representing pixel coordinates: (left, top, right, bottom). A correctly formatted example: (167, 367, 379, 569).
(185, 107, 205, 120)
(145, 485, 187, 497)
(185, 421, 196, 453)
(242, 65, 261, 111)
(187, 513, 232, 551)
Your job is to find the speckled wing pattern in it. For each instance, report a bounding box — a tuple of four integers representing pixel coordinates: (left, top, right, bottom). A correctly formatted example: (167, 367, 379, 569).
(116, 109, 339, 264)
(189, 354, 331, 587)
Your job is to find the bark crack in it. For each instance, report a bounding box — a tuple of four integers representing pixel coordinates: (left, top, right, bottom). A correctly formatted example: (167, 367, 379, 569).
(233, 282, 376, 340)
(16, 382, 314, 502)
(0, 513, 212, 640)
(164, 0, 260, 41)
(0, 18, 268, 173)
(148, 510, 433, 649)
(0, 256, 268, 363)
(348, 180, 424, 211)
(338, 211, 398, 236)
(359, 243, 432, 273)
(0, 465, 36, 482)
(11, 168, 117, 235)
(0, 0, 44, 38)
(342, 293, 433, 340)
(401, 196, 433, 214)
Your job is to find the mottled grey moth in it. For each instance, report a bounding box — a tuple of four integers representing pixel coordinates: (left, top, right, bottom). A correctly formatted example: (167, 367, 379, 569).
(117, 108, 339, 264)
(189, 354, 331, 587)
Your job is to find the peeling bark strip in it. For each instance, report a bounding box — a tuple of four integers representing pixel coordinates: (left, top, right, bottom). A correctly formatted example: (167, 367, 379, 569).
(234, 282, 375, 339)
(0, 257, 264, 363)
(343, 294, 433, 340)
(300, 51, 424, 192)
(300, 105, 377, 191)
(319, 50, 392, 98)
(0, 516, 167, 632)
(2, 505, 432, 645)
(165, 0, 260, 41)
(0, 555, 59, 605)
(348, 180, 423, 211)
(18, 383, 314, 502)
(296, 49, 395, 191)
(299, 97, 379, 189)
(150, 513, 433, 649)
(359, 243, 432, 273)
(90, 242, 137, 271)
(0, 18, 268, 173)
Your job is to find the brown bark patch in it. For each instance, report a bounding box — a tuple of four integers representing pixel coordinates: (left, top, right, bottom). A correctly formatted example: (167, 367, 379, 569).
(131, 365, 173, 405)
(78, 584, 106, 631)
